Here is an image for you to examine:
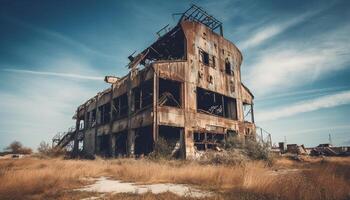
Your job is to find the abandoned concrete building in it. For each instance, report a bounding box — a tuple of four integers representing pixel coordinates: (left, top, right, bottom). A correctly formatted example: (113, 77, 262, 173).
(53, 5, 256, 159)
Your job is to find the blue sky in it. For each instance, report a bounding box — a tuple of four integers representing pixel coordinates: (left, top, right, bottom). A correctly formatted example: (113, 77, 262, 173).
(0, 0, 349, 150)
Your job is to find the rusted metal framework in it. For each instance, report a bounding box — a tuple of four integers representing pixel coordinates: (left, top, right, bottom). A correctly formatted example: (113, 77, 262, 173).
(53, 5, 256, 159)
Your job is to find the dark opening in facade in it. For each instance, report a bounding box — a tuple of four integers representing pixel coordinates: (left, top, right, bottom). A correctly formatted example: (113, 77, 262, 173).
(115, 131, 127, 157)
(112, 93, 128, 120)
(225, 59, 232, 75)
(196, 87, 237, 119)
(158, 78, 181, 107)
(158, 126, 182, 158)
(199, 49, 209, 65)
(98, 103, 111, 125)
(86, 109, 96, 128)
(98, 134, 110, 157)
(133, 79, 153, 112)
(193, 132, 225, 151)
(134, 126, 153, 156)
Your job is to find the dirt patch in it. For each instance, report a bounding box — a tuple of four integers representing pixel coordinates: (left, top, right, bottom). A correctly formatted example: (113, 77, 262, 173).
(76, 177, 214, 198)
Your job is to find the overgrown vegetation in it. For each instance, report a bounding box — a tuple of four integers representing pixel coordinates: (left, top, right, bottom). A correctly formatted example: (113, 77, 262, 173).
(199, 136, 274, 166)
(4, 141, 32, 155)
(36, 141, 67, 158)
(0, 157, 349, 200)
(148, 137, 175, 160)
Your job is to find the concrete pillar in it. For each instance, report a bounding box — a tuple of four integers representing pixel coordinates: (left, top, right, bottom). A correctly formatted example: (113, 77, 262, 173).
(179, 128, 186, 159)
(73, 116, 80, 157)
(128, 129, 135, 157)
(110, 134, 116, 157)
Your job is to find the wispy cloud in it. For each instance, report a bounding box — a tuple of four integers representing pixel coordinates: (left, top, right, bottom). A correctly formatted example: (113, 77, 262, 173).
(3, 69, 103, 81)
(245, 23, 350, 96)
(256, 90, 350, 121)
(256, 86, 349, 101)
(238, 10, 320, 50)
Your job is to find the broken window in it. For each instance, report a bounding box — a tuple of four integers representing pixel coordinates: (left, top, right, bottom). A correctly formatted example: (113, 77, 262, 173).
(196, 87, 237, 119)
(115, 131, 127, 157)
(112, 93, 128, 120)
(158, 126, 182, 158)
(193, 132, 225, 151)
(225, 58, 232, 75)
(197, 87, 223, 116)
(90, 109, 96, 128)
(199, 49, 209, 65)
(133, 87, 141, 111)
(134, 126, 153, 156)
(133, 79, 153, 112)
(98, 134, 110, 157)
(98, 103, 111, 125)
(224, 97, 238, 120)
(158, 78, 181, 107)
(211, 55, 216, 68)
(243, 102, 254, 123)
(141, 80, 153, 108)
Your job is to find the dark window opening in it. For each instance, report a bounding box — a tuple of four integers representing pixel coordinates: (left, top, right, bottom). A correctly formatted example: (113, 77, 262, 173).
(133, 87, 141, 111)
(158, 126, 182, 158)
(133, 79, 153, 112)
(86, 112, 90, 128)
(134, 126, 153, 156)
(225, 59, 232, 75)
(199, 49, 209, 65)
(196, 87, 237, 119)
(98, 135, 110, 157)
(211, 55, 216, 68)
(224, 97, 238, 120)
(112, 93, 128, 120)
(98, 103, 111, 125)
(87, 109, 96, 128)
(158, 78, 181, 107)
(243, 103, 254, 123)
(193, 132, 225, 151)
(115, 131, 127, 157)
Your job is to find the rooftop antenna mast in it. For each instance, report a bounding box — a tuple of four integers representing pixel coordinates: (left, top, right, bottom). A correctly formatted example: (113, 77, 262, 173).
(329, 133, 332, 145)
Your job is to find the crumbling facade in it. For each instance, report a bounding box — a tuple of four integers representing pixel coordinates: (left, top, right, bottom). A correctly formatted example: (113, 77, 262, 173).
(55, 5, 256, 159)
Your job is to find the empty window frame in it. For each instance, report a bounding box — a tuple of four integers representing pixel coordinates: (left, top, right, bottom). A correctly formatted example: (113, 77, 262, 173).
(112, 93, 128, 120)
(243, 102, 254, 123)
(196, 87, 237, 120)
(87, 109, 97, 128)
(199, 49, 209, 65)
(193, 132, 225, 151)
(98, 103, 111, 125)
(98, 134, 110, 157)
(158, 126, 182, 158)
(225, 58, 233, 75)
(134, 126, 153, 156)
(158, 78, 182, 107)
(133, 79, 153, 112)
(115, 131, 127, 157)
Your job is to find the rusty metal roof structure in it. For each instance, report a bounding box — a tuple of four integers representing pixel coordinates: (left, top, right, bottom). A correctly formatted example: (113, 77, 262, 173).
(178, 4, 223, 36)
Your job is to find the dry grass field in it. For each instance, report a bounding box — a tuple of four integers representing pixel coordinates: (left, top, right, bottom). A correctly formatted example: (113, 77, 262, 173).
(0, 156, 349, 200)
